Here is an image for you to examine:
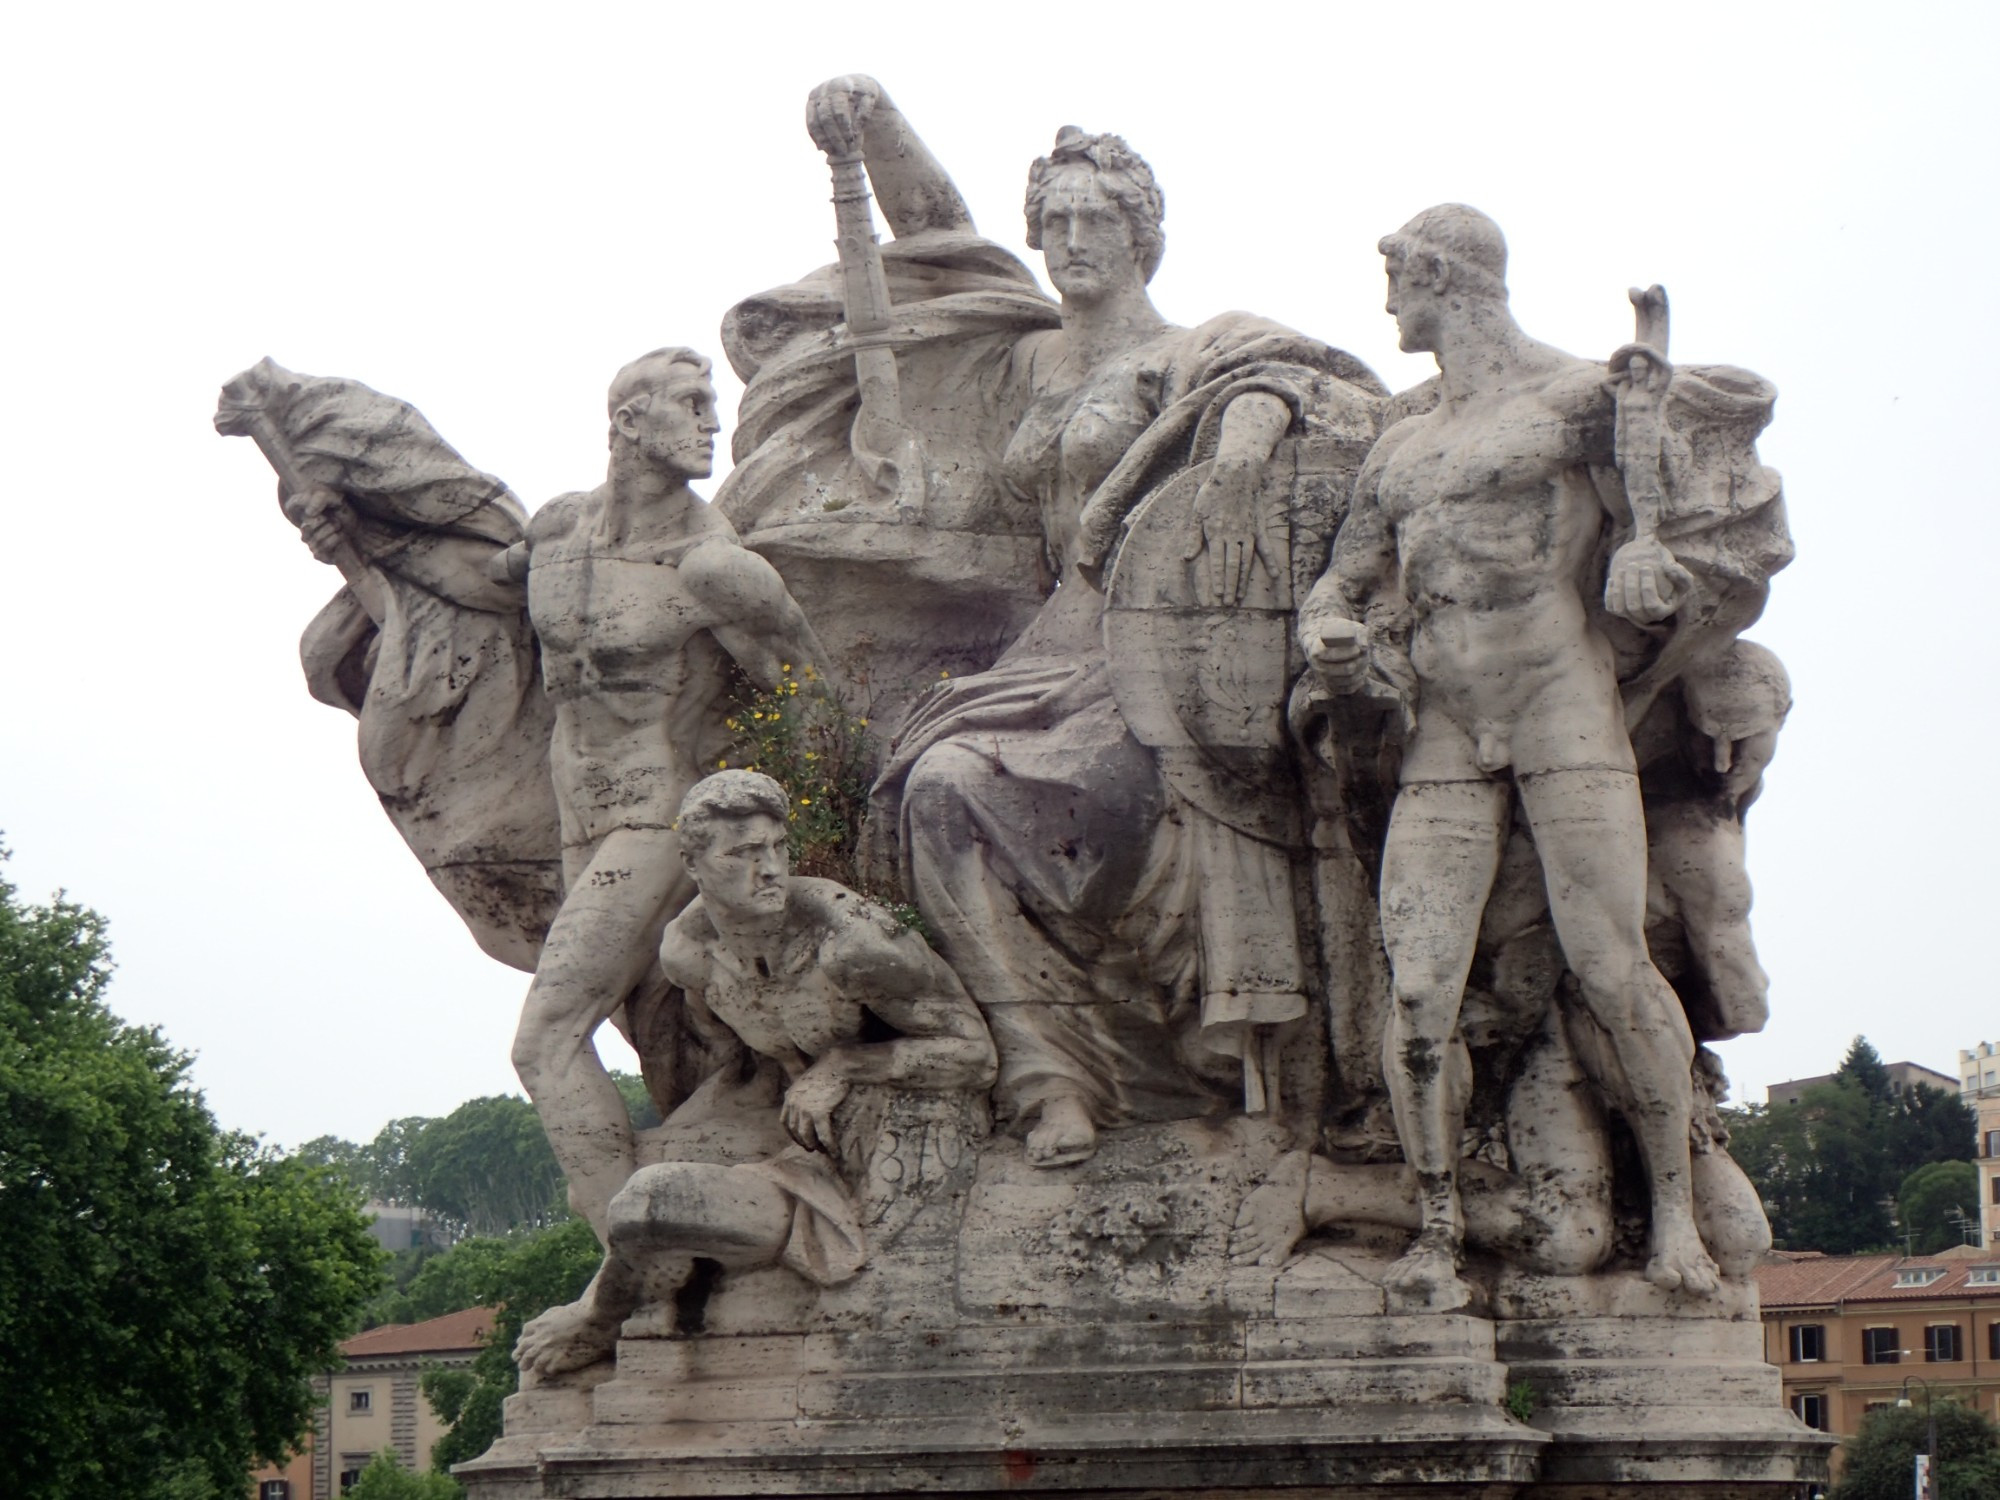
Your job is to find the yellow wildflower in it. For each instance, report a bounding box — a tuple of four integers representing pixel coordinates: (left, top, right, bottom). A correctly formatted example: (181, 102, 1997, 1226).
(939, 669, 951, 679)
(781, 663, 792, 675)
(717, 759, 728, 769)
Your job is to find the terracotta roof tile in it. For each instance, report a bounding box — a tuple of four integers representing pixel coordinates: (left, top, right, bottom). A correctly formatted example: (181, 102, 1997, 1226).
(342, 1306, 494, 1359)
(1757, 1252, 2000, 1308)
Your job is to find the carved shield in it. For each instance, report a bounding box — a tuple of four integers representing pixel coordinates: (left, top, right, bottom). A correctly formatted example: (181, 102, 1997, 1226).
(1105, 437, 1354, 754)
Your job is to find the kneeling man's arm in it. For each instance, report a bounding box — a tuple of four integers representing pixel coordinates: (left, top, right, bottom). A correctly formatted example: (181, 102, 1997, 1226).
(822, 924, 997, 1092)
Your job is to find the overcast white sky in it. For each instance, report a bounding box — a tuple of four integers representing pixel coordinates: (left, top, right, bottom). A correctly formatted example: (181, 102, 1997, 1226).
(3, 3, 1993, 1148)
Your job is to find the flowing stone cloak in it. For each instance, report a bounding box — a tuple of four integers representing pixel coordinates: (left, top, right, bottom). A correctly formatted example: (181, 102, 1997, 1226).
(218, 361, 561, 971)
(714, 229, 1062, 739)
(1611, 362, 1793, 718)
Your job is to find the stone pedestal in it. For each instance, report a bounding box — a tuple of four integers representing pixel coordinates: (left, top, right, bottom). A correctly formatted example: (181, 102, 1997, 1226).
(457, 1126, 1831, 1500)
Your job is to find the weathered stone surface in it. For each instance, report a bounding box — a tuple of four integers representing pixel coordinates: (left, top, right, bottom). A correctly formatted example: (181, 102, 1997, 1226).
(225, 66, 1827, 1500)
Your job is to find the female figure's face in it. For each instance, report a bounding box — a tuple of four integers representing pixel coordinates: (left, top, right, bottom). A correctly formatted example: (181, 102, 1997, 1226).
(1037, 169, 1143, 303)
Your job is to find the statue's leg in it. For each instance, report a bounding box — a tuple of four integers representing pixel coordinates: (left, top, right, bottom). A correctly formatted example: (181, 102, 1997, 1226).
(515, 1162, 794, 1379)
(1377, 773, 1508, 1308)
(1650, 804, 1769, 1040)
(512, 825, 692, 1238)
(1516, 766, 1719, 1295)
(607, 1161, 796, 1265)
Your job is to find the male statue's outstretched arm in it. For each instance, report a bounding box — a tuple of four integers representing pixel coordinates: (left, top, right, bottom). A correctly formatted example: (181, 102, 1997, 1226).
(680, 538, 827, 692)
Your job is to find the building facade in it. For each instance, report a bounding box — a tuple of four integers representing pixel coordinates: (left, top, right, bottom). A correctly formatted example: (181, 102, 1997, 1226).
(249, 1306, 492, 1499)
(1767, 1060, 1959, 1107)
(1758, 1247, 2000, 1462)
(1961, 1043, 2000, 1248)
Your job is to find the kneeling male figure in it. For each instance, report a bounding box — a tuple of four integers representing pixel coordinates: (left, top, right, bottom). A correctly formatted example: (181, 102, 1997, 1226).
(517, 771, 996, 1377)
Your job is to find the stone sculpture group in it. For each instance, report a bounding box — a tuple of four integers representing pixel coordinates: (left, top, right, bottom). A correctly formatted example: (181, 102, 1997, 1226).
(221, 73, 1817, 1497)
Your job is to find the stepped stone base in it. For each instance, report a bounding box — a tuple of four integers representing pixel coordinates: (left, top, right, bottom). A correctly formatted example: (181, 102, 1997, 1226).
(457, 1128, 1831, 1500)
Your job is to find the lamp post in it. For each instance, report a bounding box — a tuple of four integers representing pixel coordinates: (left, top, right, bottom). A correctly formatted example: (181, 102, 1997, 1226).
(1895, 1375, 1937, 1500)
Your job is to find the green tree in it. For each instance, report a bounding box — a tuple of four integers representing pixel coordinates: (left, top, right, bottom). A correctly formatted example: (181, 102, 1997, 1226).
(1727, 1079, 1896, 1251)
(1831, 1398, 2000, 1500)
(366, 1115, 438, 1205)
(613, 1069, 662, 1130)
(1724, 1035, 1974, 1253)
(1898, 1160, 1981, 1254)
(344, 1449, 463, 1499)
(1837, 1036, 1894, 1103)
(1886, 1083, 1977, 1181)
(0, 853, 383, 1500)
(420, 1219, 602, 1471)
(293, 1133, 376, 1197)
(370, 1236, 516, 1327)
(406, 1095, 566, 1238)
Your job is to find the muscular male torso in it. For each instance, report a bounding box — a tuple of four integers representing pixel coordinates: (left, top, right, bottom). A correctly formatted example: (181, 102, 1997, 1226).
(1369, 360, 1626, 778)
(527, 493, 739, 853)
(662, 883, 977, 1081)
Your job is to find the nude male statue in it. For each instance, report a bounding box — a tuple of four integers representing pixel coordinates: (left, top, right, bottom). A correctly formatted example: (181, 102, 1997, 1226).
(495, 349, 823, 1240)
(1300, 205, 1719, 1309)
(516, 771, 996, 1377)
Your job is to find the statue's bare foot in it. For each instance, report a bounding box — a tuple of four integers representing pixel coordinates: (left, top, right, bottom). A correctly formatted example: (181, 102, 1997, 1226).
(515, 1296, 620, 1379)
(1644, 1222, 1722, 1297)
(1382, 1228, 1474, 1313)
(1230, 1179, 1307, 1266)
(1025, 1095, 1096, 1168)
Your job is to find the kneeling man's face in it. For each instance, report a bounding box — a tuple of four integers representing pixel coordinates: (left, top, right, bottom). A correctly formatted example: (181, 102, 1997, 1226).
(690, 812, 790, 919)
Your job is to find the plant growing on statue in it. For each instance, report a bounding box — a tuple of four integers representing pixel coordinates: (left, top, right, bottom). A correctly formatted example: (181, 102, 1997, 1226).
(721, 667, 868, 874)
(717, 666, 927, 934)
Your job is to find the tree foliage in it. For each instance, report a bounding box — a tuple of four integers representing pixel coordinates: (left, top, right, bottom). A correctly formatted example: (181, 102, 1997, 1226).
(0, 854, 383, 1500)
(343, 1449, 463, 1500)
(1898, 1160, 1981, 1255)
(418, 1219, 602, 1472)
(1723, 1036, 1975, 1253)
(1832, 1398, 2000, 1500)
(404, 1095, 565, 1239)
(302, 1076, 658, 1251)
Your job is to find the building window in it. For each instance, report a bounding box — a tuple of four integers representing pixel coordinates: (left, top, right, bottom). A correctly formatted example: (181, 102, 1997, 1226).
(1862, 1326, 1900, 1364)
(1788, 1324, 1827, 1362)
(348, 1387, 372, 1413)
(1970, 1267, 2000, 1286)
(1926, 1324, 1963, 1362)
(1986, 1130, 2000, 1157)
(1991, 1176, 2000, 1205)
(258, 1484, 291, 1500)
(1991, 1322, 2000, 1360)
(1894, 1268, 1945, 1288)
(338, 1461, 368, 1495)
(1791, 1393, 1830, 1431)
